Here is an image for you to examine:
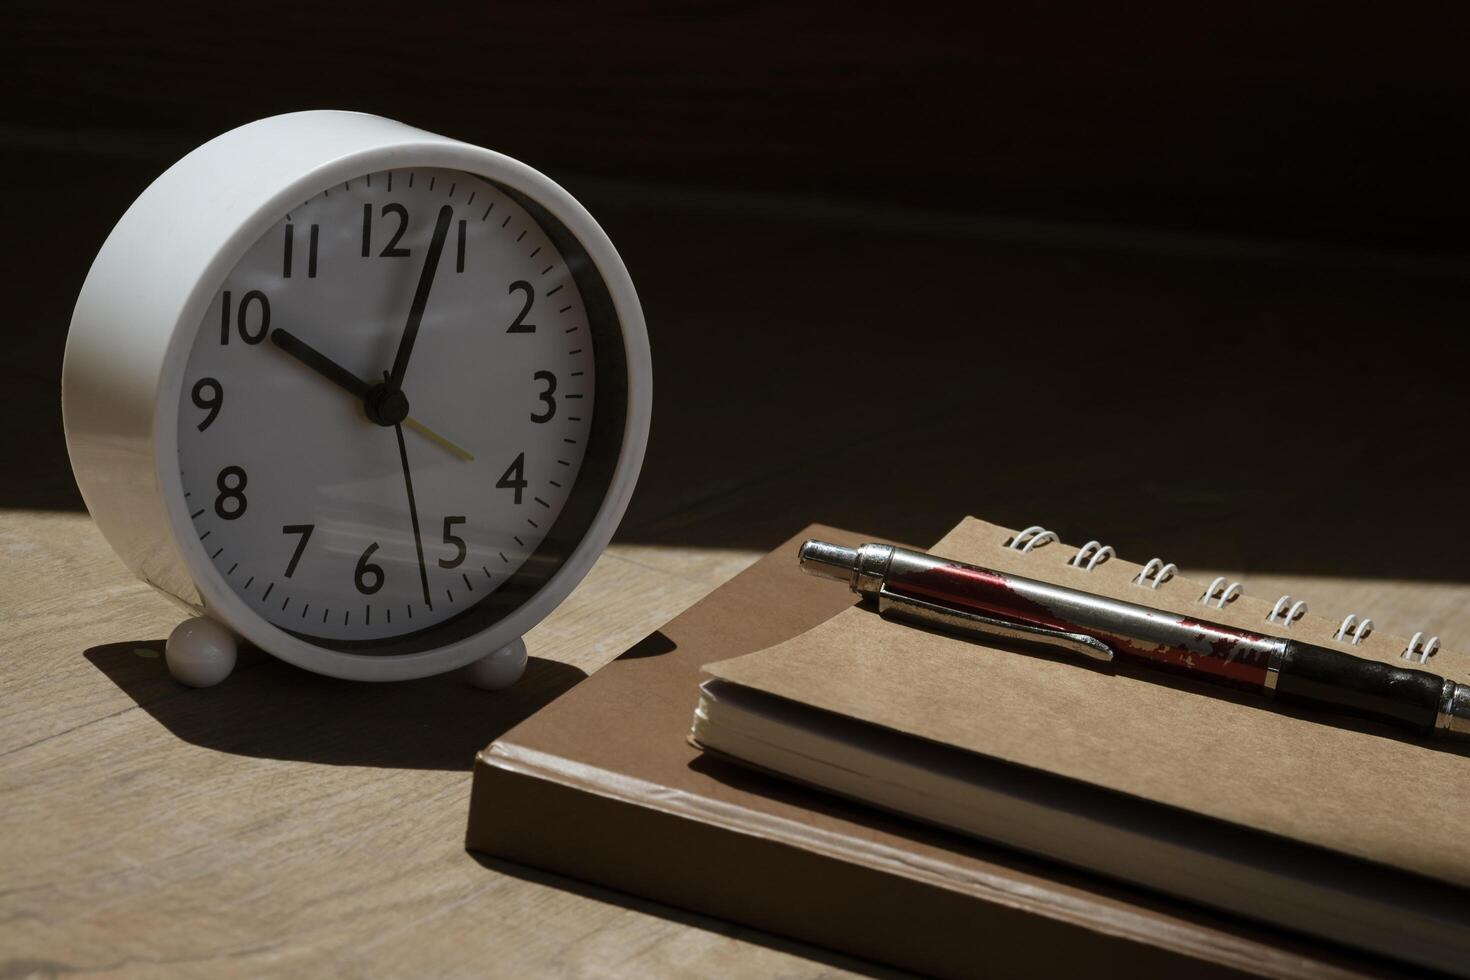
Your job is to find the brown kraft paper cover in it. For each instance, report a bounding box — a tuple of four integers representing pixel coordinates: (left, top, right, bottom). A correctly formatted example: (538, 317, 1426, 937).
(470, 524, 1403, 979)
(705, 518, 1470, 888)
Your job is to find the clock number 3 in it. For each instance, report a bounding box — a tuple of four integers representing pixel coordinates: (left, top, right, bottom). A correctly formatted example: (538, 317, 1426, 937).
(531, 370, 556, 423)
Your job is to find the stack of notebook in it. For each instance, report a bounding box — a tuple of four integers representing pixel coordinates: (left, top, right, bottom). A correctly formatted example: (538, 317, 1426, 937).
(469, 520, 1467, 978)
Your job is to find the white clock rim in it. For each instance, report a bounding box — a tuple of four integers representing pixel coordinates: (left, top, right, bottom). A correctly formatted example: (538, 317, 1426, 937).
(147, 115, 650, 681)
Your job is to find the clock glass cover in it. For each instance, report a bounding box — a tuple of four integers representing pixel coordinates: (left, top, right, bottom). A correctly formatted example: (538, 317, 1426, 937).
(175, 167, 624, 654)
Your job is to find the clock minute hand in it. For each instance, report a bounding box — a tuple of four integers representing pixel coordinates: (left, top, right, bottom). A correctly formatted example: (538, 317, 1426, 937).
(387, 204, 454, 392)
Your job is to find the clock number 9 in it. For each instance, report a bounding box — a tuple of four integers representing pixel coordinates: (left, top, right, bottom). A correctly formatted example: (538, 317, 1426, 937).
(219, 290, 270, 346)
(355, 542, 385, 595)
(531, 371, 556, 423)
(191, 377, 223, 431)
(214, 465, 247, 520)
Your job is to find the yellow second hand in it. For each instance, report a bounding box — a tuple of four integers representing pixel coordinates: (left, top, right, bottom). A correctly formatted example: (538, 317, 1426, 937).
(403, 417, 474, 462)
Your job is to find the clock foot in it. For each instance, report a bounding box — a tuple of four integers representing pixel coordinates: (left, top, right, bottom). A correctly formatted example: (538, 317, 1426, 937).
(463, 637, 528, 691)
(165, 616, 237, 687)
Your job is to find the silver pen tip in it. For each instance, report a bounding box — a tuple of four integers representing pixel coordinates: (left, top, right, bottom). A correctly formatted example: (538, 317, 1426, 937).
(798, 539, 861, 583)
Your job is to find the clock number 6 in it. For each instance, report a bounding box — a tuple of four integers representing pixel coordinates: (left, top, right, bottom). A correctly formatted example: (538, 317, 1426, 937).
(219, 290, 270, 345)
(355, 542, 385, 595)
(438, 516, 467, 569)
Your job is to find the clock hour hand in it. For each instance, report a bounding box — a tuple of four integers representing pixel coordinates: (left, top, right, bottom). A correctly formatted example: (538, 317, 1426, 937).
(387, 204, 454, 392)
(269, 328, 474, 461)
(270, 328, 372, 400)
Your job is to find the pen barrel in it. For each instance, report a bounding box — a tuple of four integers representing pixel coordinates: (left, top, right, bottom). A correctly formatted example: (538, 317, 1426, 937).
(1275, 641, 1449, 733)
(879, 547, 1282, 689)
(817, 543, 1470, 738)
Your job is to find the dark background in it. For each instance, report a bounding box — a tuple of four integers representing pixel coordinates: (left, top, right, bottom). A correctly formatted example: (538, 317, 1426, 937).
(6, 3, 1470, 586)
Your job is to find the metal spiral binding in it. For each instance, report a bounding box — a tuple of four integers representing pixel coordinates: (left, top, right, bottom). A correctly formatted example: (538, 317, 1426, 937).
(1402, 631, 1440, 664)
(1069, 540, 1114, 571)
(1200, 576, 1242, 609)
(1008, 526, 1057, 553)
(1135, 558, 1177, 589)
(1267, 595, 1308, 627)
(1334, 613, 1373, 645)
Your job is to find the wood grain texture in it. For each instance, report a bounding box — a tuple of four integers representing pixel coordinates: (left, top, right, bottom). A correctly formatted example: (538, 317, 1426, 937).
(6, 130, 1470, 976)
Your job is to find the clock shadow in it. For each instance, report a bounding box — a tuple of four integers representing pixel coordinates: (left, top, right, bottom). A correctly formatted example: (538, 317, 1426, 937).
(83, 640, 586, 772)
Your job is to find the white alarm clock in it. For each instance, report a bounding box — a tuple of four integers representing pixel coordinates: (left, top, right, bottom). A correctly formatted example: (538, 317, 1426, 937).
(63, 111, 651, 689)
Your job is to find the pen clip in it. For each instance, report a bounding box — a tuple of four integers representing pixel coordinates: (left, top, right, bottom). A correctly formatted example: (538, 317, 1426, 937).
(876, 587, 1115, 663)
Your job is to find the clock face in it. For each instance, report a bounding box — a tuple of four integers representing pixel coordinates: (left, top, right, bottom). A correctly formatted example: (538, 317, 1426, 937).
(176, 167, 613, 652)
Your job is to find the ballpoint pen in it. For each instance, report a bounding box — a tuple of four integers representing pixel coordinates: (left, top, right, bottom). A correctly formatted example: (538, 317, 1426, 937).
(798, 540, 1470, 738)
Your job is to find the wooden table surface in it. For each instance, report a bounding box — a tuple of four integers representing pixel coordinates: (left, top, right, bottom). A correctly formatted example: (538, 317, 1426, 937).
(5, 137, 1470, 978)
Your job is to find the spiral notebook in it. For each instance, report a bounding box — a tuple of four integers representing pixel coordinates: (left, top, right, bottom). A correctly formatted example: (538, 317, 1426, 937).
(693, 518, 1470, 975)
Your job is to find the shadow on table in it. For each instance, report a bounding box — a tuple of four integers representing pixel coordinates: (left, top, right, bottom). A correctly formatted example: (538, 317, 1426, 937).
(84, 639, 585, 771)
(472, 853, 911, 980)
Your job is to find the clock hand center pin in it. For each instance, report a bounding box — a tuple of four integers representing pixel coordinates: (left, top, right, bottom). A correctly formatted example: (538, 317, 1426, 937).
(268, 328, 473, 461)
